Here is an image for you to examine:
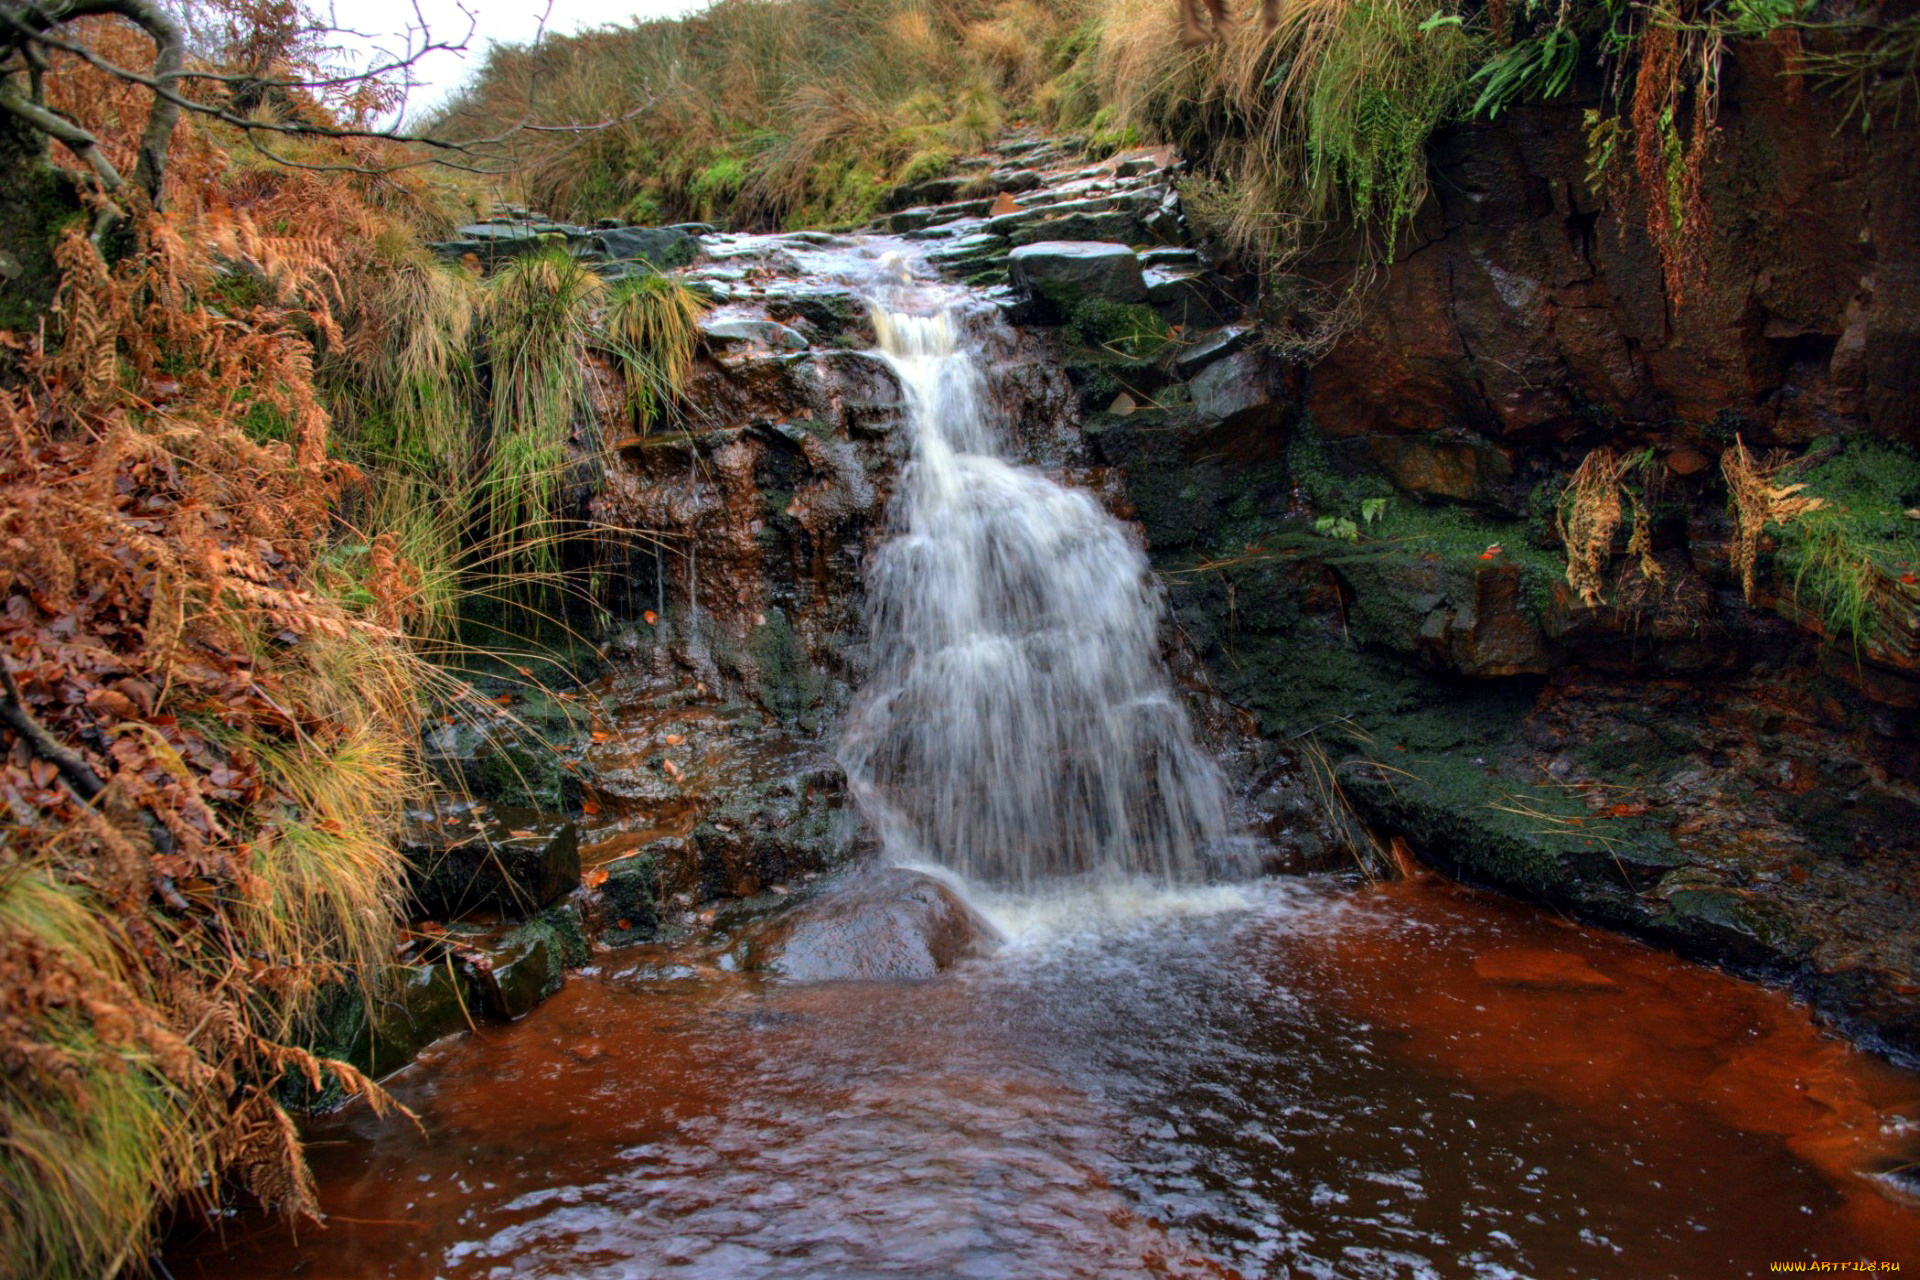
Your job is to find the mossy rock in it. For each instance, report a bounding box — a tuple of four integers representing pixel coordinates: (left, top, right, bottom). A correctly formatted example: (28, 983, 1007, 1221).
(599, 852, 664, 946)
(401, 804, 581, 920)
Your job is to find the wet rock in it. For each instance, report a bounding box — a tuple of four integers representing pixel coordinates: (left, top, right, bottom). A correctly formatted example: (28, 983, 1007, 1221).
(1140, 246, 1202, 270)
(401, 800, 581, 920)
(699, 316, 810, 351)
(575, 678, 871, 907)
(1146, 267, 1238, 329)
(1188, 348, 1281, 433)
(596, 850, 666, 946)
(456, 222, 540, 242)
(1368, 435, 1517, 508)
(729, 867, 1000, 981)
(1007, 210, 1144, 247)
(759, 281, 869, 341)
(1173, 324, 1249, 376)
(594, 225, 699, 269)
(1009, 241, 1147, 314)
(456, 922, 566, 1020)
(1341, 555, 1550, 677)
(347, 962, 470, 1079)
(882, 176, 969, 211)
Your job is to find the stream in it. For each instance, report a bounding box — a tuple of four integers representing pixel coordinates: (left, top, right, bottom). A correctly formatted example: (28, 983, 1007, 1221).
(174, 227, 1920, 1278)
(174, 874, 1920, 1278)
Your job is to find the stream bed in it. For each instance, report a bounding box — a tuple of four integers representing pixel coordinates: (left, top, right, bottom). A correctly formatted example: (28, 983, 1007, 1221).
(172, 873, 1920, 1278)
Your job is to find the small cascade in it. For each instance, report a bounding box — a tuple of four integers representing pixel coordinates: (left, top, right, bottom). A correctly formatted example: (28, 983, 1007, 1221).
(840, 294, 1238, 889)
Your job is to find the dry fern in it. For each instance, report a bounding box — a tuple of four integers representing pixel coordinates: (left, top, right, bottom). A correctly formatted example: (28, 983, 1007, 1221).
(1722, 434, 1825, 601)
(1, 214, 426, 1280)
(1555, 448, 1666, 608)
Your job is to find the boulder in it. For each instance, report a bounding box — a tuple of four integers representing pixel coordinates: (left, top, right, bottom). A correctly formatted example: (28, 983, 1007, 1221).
(401, 801, 581, 919)
(729, 867, 1001, 981)
(1009, 241, 1148, 316)
(883, 176, 969, 212)
(597, 849, 668, 946)
(1189, 348, 1279, 433)
(594, 225, 699, 269)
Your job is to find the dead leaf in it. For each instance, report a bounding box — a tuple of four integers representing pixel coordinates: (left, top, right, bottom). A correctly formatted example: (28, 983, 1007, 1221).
(662, 758, 683, 782)
(590, 730, 612, 743)
(507, 828, 538, 838)
(581, 796, 602, 816)
(663, 733, 685, 746)
(990, 191, 1020, 216)
(583, 867, 609, 888)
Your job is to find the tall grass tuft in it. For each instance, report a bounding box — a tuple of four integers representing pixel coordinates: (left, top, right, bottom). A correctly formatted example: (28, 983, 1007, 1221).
(481, 249, 605, 591)
(1094, 0, 1476, 263)
(601, 273, 709, 433)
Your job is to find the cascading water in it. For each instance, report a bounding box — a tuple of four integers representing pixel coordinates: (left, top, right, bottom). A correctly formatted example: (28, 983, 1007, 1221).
(840, 294, 1238, 889)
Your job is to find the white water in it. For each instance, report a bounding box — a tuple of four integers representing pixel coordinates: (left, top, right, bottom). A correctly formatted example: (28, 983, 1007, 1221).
(839, 298, 1240, 890)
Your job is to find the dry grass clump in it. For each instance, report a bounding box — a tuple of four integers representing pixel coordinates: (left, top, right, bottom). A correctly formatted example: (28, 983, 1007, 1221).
(0, 13, 509, 1272)
(433, 0, 1100, 229)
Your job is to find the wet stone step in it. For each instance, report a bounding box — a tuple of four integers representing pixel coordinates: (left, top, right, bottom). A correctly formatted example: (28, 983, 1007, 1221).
(988, 167, 1045, 193)
(1008, 210, 1148, 248)
(1009, 241, 1148, 307)
(882, 175, 970, 211)
(886, 199, 993, 232)
(925, 233, 1010, 266)
(1141, 246, 1203, 269)
(902, 221, 987, 241)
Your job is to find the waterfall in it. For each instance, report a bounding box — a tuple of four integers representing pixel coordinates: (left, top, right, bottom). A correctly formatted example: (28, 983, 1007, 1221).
(839, 300, 1237, 890)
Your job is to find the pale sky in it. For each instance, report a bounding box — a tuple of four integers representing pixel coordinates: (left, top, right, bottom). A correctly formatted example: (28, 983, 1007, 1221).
(316, 0, 712, 121)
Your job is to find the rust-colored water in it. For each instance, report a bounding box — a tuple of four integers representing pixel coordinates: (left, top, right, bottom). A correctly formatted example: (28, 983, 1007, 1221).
(168, 876, 1920, 1278)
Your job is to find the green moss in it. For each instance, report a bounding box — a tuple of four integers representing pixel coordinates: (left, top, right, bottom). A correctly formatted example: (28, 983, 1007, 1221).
(689, 155, 749, 220)
(1776, 437, 1920, 646)
(896, 147, 958, 185)
(1366, 500, 1564, 621)
(745, 607, 832, 729)
(1067, 298, 1171, 359)
(1286, 415, 1393, 514)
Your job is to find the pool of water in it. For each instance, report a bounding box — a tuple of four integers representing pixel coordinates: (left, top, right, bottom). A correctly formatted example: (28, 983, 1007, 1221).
(168, 874, 1920, 1278)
